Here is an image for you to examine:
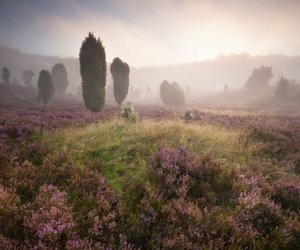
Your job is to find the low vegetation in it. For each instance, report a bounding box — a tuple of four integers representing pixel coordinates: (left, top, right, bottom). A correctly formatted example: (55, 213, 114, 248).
(0, 85, 299, 248)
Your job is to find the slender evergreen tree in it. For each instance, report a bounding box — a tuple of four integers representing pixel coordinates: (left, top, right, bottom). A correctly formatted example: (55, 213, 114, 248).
(38, 70, 54, 105)
(79, 32, 106, 112)
(22, 70, 35, 87)
(110, 57, 130, 106)
(2, 67, 10, 84)
(51, 63, 69, 94)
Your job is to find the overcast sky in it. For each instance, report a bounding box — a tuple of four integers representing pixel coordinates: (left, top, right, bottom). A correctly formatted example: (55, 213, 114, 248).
(0, 0, 299, 67)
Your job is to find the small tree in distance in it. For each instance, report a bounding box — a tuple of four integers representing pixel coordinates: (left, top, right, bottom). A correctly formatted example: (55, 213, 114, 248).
(2, 67, 10, 84)
(79, 32, 106, 112)
(51, 63, 69, 94)
(275, 77, 289, 100)
(38, 70, 54, 105)
(245, 65, 273, 92)
(22, 70, 35, 87)
(110, 57, 130, 106)
(160, 80, 185, 106)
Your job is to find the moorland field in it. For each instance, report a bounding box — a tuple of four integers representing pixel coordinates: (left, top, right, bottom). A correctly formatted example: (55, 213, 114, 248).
(0, 82, 299, 249)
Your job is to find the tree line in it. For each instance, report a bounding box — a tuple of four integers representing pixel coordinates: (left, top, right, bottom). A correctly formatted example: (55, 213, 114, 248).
(1, 32, 298, 109)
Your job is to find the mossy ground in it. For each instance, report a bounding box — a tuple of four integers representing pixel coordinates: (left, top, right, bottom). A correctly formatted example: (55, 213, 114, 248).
(44, 119, 257, 194)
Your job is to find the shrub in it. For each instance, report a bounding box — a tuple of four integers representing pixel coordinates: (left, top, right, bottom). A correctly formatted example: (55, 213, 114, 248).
(275, 76, 289, 99)
(51, 63, 69, 94)
(121, 103, 137, 122)
(234, 181, 283, 243)
(22, 70, 35, 87)
(2, 67, 10, 84)
(23, 184, 75, 248)
(245, 65, 273, 92)
(79, 32, 106, 112)
(110, 57, 130, 106)
(160, 80, 185, 106)
(37, 70, 54, 105)
(184, 110, 194, 121)
(272, 178, 300, 211)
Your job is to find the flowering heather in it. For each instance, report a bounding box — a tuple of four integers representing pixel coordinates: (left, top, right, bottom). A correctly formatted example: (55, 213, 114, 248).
(23, 184, 75, 247)
(0, 83, 300, 249)
(273, 178, 300, 211)
(233, 177, 284, 247)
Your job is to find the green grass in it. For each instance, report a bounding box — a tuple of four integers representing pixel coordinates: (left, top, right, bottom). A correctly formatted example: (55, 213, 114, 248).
(44, 119, 256, 193)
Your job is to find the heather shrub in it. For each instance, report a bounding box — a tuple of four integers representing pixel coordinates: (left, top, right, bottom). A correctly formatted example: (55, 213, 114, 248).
(151, 147, 234, 205)
(283, 213, 300, 249)
(233, 182, 283, 246)
(150, 147, 194, 198)
(6, 160, 39, 202)
(272, 178, 300, 211)
(0, 234, 16, 249)
(23, 184, 75, 248)
(0, 185, 23, 241)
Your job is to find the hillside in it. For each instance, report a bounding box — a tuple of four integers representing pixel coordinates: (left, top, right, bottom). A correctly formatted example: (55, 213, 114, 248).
(1, 45, 300, 95)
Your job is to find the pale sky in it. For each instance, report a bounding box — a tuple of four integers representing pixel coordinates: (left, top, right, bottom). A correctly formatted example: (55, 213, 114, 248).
(1, 0, 300, 67)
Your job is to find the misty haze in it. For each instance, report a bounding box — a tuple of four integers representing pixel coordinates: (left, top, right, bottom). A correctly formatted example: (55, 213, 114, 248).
(0, 0, 300, 249)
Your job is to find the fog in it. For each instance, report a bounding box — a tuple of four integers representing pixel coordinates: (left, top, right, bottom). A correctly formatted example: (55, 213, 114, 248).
(1, 0, 300, 108)
(1, 0, 300, 66)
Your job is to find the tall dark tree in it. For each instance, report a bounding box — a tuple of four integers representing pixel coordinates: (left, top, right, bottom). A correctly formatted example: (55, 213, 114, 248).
(22, 70, 35, 87)
(38, 70, 54, 105)
(160, 80, 185, 106)
(110, 57, 130, 106)
(245, 66, 273, 92)
(2, 67, 10, 84)
(79, 32, 106, 112)
(51, 63, 69, 94)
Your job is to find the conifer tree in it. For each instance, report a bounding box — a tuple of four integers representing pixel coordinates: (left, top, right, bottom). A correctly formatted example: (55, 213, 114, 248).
(79, 32, 106, 112)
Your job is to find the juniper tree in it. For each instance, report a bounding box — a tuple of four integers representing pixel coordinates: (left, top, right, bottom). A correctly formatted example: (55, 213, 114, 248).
(160, 80, 185, 106)
(51, 63, 69, 94)
(110, 57, 130, 106)
(22, 70, 35, 87)
(79, 32, 106, 112)
(37, 70, 54, 105)
(275, 77, 289, 99)
(2, 67, 10, 84)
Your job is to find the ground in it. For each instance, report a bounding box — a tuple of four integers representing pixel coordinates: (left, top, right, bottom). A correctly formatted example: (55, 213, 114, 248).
(0, 83, 299, 249)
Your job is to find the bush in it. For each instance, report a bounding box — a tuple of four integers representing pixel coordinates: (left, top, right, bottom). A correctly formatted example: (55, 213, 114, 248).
(22, 70, 35, 87)
(37, 70, 54, 105)
(184, 110, 194, 121)
(79, 32, 106, 112)
(51, 63, 69, 94)
(275, 76, 289, 100)
(245, 65, 273, 92)
(121, 103, 137, 122)
(160, 80, 185, 106)
(2, 67, 10, 84)
(110, 57, 130, 106)
(23, 184, 75, 248)
(272, 178, 300, 211)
